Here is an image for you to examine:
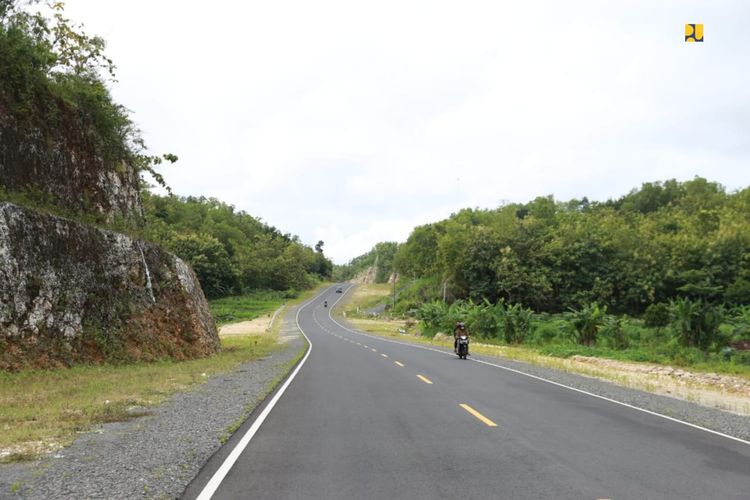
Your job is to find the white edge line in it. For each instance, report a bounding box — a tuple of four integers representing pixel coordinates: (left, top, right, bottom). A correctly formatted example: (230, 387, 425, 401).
(327, 286, 750, 447)
(196, 287, 333, 500)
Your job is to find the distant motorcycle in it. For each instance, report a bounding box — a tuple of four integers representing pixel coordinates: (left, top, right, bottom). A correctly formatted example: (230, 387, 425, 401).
(324, 301, 328, 308)
(456, 335, 469, 359)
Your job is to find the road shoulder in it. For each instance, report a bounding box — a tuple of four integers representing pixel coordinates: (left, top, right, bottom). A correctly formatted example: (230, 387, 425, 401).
(0, 306, 307, 499)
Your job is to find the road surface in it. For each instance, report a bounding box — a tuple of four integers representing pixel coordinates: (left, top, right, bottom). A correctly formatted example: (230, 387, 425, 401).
(186, 285, 750, 499)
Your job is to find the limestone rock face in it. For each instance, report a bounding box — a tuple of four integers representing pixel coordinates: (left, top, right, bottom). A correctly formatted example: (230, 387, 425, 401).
(0, 107, 143, 222)
(0, 202, 219, 370)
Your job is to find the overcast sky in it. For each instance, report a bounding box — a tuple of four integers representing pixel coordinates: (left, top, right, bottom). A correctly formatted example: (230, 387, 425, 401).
(63, 0, 749, 263)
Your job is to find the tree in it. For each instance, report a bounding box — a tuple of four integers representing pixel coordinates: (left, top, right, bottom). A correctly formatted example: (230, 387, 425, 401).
(169, 233, 238, 298)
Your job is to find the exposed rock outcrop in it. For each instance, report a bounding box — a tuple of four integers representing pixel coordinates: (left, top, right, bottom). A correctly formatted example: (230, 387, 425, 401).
(0, 202, 219, 370)
(0, 97, 143, 222)
(351, 265, 377, 284)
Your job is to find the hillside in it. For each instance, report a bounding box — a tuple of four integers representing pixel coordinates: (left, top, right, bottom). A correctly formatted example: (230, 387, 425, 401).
(0, 3, 220, 369)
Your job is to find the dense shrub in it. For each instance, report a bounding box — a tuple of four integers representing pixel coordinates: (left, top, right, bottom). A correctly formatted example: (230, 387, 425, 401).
(568, 303, 607, 346)
(670, 297, 725, 351)
(644, 303, 671, 328)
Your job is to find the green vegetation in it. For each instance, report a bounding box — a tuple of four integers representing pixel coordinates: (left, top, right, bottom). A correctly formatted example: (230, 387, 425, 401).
(0, 0, 173, 192)
(344, 178, 750, 374)
(394, 178, 750, 313)
(0, 334, 278, 460)
(209, 291, 291, 326)
(141, 193, 332, 298)
(407, 298, 750, 375)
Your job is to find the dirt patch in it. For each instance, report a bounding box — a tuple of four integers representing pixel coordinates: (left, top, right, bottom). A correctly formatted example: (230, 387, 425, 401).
(565, 355, 750, 415)
(219, 317, 270, 338)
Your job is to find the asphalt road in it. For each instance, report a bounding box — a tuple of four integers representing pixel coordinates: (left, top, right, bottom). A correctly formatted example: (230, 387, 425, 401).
(186, 285, 750, 500)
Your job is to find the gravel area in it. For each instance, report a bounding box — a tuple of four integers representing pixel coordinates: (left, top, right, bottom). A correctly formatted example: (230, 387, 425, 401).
(0, 306, 307, 499)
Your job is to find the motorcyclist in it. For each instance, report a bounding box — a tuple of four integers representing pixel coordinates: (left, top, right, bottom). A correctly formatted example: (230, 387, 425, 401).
(454, 321, 469, 353)
(324, 300, 328, 308)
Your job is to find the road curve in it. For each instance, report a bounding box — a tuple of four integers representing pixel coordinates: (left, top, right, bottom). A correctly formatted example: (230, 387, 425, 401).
(185, 285, 750, 500)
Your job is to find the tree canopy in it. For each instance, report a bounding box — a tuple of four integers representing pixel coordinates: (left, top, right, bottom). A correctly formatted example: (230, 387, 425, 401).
(142, 193, 332, 298)
(376, 178, 749, 313)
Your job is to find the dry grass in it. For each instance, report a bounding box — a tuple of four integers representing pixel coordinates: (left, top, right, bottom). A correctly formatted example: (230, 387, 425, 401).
(0, 333, 277, 462)
(337, 283, 392, 316)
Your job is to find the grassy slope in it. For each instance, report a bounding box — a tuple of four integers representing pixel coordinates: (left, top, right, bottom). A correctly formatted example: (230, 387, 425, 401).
(209, 291, 289, 326)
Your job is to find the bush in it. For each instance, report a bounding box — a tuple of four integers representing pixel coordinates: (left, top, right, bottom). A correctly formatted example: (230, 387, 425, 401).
(568, 303, 607, 346)
(416, 301, 448, 330)
(728, 306, 750, 341)
(502, 303, 534, 344)
(670, 297, 725, 351)
(530, 320, 564, 345)
(600, 315, 629, 349)
(671, 346, 707, 366)
(644, 303, 670, 328)
(465, 300, 501, 339)
(733, 351, 750, 366)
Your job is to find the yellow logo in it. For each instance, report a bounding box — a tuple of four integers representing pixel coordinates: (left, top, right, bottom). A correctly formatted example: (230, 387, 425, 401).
(685, 24, 703, 42)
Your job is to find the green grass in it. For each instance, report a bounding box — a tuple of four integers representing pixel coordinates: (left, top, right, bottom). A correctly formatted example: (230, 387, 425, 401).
(209, 290, 292, 325)
(0, 334, 279, 460)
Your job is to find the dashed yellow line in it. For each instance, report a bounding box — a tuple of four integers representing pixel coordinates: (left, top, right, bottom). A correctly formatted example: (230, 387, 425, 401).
(394, 361, 404, 367)
(459, 404, 497, 427)
(380, 353, 388, 358)
(416, 375, 433, 385)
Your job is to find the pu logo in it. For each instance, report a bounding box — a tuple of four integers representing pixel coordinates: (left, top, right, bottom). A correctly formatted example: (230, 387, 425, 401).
(685, 24, 703, 42)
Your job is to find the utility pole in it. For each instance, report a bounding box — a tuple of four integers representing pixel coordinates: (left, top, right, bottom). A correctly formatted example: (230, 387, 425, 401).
(392, 273, 396, 311)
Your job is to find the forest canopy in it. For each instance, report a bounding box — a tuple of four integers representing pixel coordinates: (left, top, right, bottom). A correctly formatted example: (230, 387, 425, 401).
(142, 193, 332, 298)
(348, 178, 750, 314)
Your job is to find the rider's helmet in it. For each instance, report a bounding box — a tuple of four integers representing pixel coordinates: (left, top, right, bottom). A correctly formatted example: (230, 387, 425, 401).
(457, 322, 465, 330)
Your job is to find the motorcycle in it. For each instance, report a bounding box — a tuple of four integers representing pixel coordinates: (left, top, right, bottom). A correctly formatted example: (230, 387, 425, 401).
(324, 301, 328, 308)
(456, 335, 469, 359)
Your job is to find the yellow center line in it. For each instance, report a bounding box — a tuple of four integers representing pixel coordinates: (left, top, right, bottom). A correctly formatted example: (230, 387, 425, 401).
(380, 353, 388, 358)
(417, 374, 433, 385)
(394, 361, 404, 367)
(459, 404, 497, 427)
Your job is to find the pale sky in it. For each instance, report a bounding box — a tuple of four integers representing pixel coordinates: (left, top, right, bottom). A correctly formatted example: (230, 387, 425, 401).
(62, 0, 749, 263)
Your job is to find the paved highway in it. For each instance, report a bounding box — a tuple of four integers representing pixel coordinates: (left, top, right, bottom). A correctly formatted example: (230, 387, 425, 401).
(187, 285, 750, 499)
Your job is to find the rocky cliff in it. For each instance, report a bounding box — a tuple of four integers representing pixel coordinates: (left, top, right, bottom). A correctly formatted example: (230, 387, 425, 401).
(0, 100, 143, 222)
(0, 202, 219, 370)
